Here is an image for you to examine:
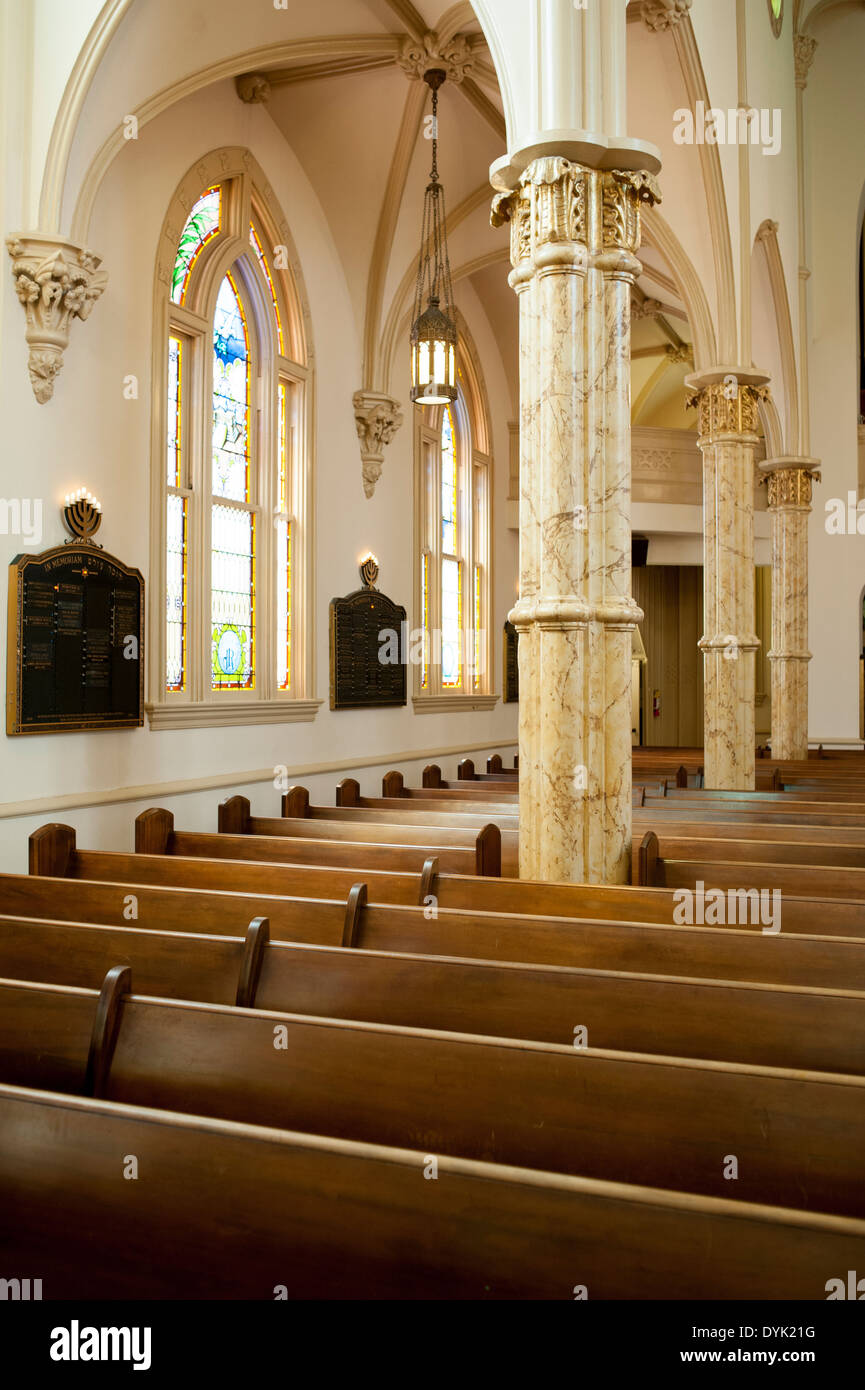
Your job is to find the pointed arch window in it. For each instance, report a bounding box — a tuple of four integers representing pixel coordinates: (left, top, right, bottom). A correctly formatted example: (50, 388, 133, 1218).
(152, 154, 315, 727)
(415, 349, 495, 709)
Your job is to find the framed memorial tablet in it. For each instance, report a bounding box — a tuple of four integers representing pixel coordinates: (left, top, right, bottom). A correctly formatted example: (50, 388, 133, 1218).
(329, 556, 407, 710)
(7, 543, 144, 735)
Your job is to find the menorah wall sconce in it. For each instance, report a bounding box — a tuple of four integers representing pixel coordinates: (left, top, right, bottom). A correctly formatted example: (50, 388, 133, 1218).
(62, 488, 102, 545)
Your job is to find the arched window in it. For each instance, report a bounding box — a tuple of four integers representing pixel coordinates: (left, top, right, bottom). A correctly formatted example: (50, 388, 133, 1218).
(414, 340, 494, 709)
(768, 0, 783, 37)
(151, 150, 315, 728)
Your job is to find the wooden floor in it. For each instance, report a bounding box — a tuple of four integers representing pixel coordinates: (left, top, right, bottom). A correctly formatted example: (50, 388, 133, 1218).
(2, 745, 865, 1299)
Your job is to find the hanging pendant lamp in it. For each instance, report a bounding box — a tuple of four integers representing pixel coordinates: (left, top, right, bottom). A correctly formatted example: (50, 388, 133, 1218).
(410, 69, 458, 406)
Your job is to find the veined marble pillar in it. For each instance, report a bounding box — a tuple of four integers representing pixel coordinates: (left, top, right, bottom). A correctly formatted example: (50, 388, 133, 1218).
(759, 457, 820, 760)
(493, 160, 660, 884)
(686, 371, 769, 790)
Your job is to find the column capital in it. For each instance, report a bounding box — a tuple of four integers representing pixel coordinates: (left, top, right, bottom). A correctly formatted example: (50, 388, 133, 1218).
(491, 160, 661, 274)
(684, 367, 770, 441)
(759, 457, 821, 507)
(6, 233, 108, 403)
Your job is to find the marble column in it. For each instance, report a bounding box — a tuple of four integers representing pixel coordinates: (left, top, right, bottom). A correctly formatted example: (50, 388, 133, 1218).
(686, 370, 769, 790)
(493, 160, 660, 884)
(759, 457, 820, 760)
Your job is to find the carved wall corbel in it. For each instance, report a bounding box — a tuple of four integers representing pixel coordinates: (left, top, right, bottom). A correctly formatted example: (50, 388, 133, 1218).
(353, 391, 404, 498)
(6, 234, 107, 403)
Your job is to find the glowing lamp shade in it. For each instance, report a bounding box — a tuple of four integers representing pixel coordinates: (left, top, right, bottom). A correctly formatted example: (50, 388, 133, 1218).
(409, 69, 458, 408)
(410, 299, 457, 406)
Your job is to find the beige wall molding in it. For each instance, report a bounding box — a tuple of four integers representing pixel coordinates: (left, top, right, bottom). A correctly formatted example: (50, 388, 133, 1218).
(146, 699, 324, 731)
(0, 737, 516, 822)
(5, 235, 107, 402)
(352, 391, 404, 498)
(412, 694, 500, 713)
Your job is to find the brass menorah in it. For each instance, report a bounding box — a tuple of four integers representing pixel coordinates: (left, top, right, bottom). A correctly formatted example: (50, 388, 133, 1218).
(62, 488, 102, 545)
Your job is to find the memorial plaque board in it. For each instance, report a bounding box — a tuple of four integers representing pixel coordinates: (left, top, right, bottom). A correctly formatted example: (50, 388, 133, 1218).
(7, 544, 144, 734)
(330, 566, 406, 710)
(503, 620, 519, 704)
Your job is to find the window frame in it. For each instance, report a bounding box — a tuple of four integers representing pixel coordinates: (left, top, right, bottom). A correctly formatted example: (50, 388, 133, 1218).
(412, 349, 496, 712)
(148, 148, 318, 729)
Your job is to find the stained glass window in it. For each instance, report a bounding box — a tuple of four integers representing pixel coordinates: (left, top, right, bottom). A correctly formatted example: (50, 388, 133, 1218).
(167, 335, 182, 486)
(276, 381, 291, 691)
(163, 171, 306, 714)
(441, 407, 457, 555)
(473, 563, 482, 690)
(166, 495, 187, 690)
(211, 272, 254, 690)
(250, 222, 284, 354)
(441, 556, 462, 688)
(212, 273, 250, 503)
(171, 185, 221, 305)
(421, 550, 431, 690)
(211, 504, 255, 690)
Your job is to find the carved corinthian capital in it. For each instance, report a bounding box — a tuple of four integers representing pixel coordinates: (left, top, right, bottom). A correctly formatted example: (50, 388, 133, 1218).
(353, 391, 404, 499)
(492, 159, 660, 272)
(602, 169, 662, 254)
(491, 158, 587, 270)
(397, 32, 475, 84)
(760, 457, 821, 507)
(685, 378, 769, 439)
(6, 235, 108, 403)
(641, 0, 693, 32)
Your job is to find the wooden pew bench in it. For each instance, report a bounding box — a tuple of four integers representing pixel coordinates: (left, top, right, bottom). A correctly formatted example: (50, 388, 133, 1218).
(218, 794, 508, 876)
(133, 807, 501, 878)
(28, 824, 865, 936)
(3, 971, 865, 1211)
(637, 832, 865, 900)
(5, 1083, 863, 1299)
(7, 870, 865, 987)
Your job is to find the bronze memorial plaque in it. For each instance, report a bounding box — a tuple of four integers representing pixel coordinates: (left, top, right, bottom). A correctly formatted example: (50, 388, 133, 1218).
(330, 559, 406, 710)
(503, 620, 519, 704)
(7, 544, 144, 735)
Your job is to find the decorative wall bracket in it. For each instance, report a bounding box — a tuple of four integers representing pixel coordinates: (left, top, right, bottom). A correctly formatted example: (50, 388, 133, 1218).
(6, 234, 107, 403)
(352, 391, 404, 498)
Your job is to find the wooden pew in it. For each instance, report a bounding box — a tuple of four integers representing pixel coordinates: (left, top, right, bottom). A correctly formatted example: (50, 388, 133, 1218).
(637, 831, 865, 900)
(4, 972, 865, 1210)
(218, 795, 509, 876)
(5, 1084, 864, 1299)
(365, 772, 517, 806)
(133, 807, 501, 879)
(282, 785, 518, 830)
(635, 832, 865, 872)
(29, 824, 865, 936)
(3, 913, 865, 1048)
(8, 871, 865, 986)
(217, 795, 504, 876)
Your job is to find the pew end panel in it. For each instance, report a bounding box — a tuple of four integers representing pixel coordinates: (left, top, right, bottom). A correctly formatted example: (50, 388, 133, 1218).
(218, 796, 251, 836)
(135, 809, 175, 856)
(29, 823, 76, 878)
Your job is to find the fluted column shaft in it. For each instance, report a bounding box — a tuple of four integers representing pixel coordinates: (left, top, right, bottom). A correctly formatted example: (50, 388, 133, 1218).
(687, 374, 768, 790)
(760, 460, 819, 760)
(493, 159, 660, 884)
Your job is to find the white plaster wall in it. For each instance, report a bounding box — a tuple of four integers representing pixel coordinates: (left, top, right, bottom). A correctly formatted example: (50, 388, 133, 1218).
(0, 76, 517, 868)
